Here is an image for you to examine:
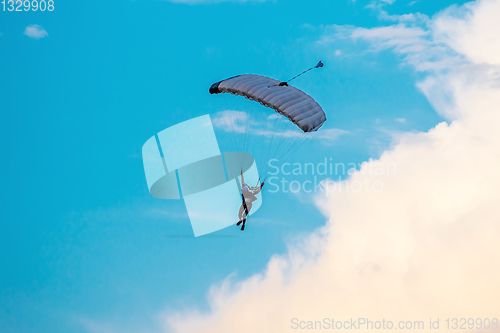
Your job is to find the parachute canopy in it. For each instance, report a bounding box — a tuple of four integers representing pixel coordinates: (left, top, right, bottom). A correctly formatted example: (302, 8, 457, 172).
(209, 74, 326, 132)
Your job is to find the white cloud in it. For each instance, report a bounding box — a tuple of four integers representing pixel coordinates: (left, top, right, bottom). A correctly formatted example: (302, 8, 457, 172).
(23, 24, 48, 39)
(431, 0, 500, 66)
(211, 110, 250, 133)
(365, 0, 397, 9)
(163, 1, 500, 332)
(212, 110, 347, 144)
(350, 20, 464, 74)
(313, 128, 349, 145)
(378, 10, 429, 23)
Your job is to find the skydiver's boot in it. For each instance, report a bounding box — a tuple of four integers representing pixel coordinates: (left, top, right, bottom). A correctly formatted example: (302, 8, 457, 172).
(240, 220, 246, 231)
(237, 220, 242, 226)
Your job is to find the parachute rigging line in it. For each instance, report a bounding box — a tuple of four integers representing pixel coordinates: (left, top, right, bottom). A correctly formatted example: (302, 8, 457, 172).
(268, 61, 324, 88)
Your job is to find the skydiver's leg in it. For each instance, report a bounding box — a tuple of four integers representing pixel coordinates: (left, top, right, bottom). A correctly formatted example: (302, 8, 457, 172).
(240, 202, 253, 231)
(240, 204, 244, 216)
(237, 204, 247, 226)
(246, 202, 253, 213)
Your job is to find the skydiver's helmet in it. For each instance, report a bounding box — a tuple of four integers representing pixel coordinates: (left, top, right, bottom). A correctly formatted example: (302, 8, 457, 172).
(242, 185, 249, 192)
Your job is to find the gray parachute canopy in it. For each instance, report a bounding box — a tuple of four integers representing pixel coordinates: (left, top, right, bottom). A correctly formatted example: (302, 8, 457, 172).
(209, 74, 326, 132)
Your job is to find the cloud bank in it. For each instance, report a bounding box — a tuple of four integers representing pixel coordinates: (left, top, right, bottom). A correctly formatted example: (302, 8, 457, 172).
(164, 1, 500, 332)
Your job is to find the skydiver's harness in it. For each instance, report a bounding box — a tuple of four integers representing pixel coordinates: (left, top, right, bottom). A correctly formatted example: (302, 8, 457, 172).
(240, 179, 258, 217)
(241, 183, 259, 217)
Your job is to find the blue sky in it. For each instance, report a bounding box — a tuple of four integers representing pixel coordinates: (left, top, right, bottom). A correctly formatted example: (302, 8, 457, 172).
(0, 0, 472, 332)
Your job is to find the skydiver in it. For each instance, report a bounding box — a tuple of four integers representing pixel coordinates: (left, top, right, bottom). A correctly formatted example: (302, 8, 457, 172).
(237, 171, 264, 231)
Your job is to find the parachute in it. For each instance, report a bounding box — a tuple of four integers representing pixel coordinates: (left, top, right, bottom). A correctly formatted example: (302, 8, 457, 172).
(210, 63, 326, 179)
(210, 74, 326, 133)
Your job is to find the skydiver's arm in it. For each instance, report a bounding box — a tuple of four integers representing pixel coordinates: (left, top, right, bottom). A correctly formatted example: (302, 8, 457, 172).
(254, 183, 264, 195)
(240, 170, 245, 184)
